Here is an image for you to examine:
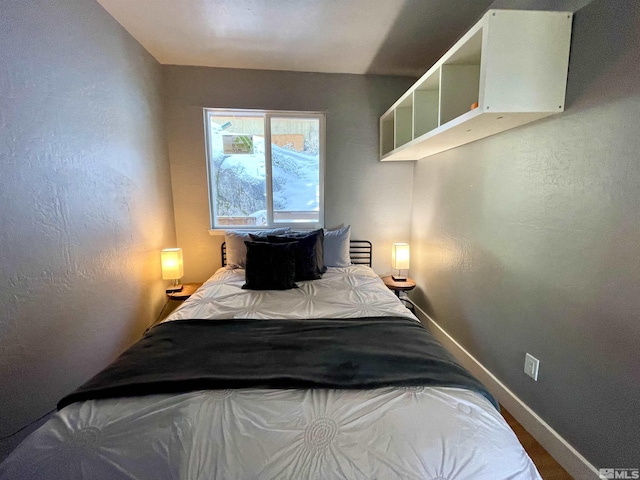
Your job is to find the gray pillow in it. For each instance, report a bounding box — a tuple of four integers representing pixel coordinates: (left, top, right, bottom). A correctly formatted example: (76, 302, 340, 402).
(225, 228, 290, 268)
(323, 225, 351, 267)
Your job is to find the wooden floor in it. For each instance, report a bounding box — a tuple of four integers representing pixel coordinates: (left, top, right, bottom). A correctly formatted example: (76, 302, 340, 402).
(501, 407, 573, 480)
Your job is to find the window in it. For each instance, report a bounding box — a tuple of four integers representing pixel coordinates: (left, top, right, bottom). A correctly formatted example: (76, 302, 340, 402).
(204, 108, 325, 230)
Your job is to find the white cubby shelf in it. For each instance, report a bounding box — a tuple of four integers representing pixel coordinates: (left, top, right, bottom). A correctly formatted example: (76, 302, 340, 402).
(380, 10, 573, 161)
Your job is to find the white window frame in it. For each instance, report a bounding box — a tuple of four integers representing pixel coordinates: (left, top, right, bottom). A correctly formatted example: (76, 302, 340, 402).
(204, 108, 326, 232)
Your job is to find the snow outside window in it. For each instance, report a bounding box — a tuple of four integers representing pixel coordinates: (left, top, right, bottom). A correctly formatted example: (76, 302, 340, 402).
(204, 109, 325, 230)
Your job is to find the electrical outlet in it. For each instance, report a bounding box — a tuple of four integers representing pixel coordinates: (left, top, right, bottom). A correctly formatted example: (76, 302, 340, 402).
(524, 353, 540, 381)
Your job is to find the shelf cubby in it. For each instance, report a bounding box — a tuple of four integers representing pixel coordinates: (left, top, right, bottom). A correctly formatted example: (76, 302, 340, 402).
(440, 65, 480, 125)
(380, 112, 395, 157)
(413, 71, 439, 137)
(395, 95, 413, 148)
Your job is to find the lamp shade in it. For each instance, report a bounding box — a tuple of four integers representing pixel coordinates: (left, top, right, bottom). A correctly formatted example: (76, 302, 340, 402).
(391, 243, 410, 270)
(161, 248, 184, 280)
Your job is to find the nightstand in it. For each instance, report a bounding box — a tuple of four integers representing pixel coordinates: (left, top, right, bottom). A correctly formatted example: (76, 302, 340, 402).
(151, 283, 205, 329)
(381, 276, 416, 297)
(381, 276, 416, 313)
(167, 282, 203, 301)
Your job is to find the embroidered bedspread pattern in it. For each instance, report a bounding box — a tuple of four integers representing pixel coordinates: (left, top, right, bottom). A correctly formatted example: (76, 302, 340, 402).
(1, 387, 540, 480)
(164, 265, 416, 322)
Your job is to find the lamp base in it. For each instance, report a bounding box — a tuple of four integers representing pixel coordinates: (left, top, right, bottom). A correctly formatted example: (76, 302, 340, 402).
(392, 275, 407, 282)
(166, 284, 183, 293)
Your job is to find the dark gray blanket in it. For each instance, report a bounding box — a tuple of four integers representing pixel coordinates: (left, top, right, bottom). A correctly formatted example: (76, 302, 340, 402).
(58, 317, 498, 410)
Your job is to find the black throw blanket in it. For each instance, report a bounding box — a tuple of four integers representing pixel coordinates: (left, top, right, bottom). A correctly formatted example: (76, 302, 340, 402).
(59, 317, 498, 410)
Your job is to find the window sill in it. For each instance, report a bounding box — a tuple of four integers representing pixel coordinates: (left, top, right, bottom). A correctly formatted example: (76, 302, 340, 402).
(209, 226, 323, 236)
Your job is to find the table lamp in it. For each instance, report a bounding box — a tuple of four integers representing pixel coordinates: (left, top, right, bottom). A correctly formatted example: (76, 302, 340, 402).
(391, 243, 409, 282)
(161, 248, 184, 293)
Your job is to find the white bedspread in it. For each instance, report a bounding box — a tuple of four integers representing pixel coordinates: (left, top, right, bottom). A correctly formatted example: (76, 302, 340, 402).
(165, 265, 416, 322)
(0, 266, 541, 480)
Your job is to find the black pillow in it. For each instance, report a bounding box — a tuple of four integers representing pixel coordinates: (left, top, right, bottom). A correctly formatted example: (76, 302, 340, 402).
(266, 229, 327, 281)
(242, 241, 298, 290)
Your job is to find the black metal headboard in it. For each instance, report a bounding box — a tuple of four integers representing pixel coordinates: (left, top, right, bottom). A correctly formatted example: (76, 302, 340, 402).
(221, 240, 372, 268)
(348, 240, 373, 267)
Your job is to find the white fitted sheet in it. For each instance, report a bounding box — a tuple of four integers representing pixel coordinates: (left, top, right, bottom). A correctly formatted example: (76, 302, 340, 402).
(0, 266, 541, 480)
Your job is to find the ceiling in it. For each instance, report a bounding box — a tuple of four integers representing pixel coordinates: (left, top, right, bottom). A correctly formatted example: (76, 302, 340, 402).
(97, 0, 592, 78)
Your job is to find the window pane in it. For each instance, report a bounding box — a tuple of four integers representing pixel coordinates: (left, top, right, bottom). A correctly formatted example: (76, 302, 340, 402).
(270, 117, 320, 224)
(208, 114, 267, 227)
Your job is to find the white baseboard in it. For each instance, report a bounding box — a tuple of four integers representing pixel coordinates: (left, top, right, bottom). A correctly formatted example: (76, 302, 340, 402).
(412, 305, 600, 480)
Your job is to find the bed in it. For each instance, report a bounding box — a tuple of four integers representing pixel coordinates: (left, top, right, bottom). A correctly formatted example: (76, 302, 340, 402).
(0, 232, 542, 480)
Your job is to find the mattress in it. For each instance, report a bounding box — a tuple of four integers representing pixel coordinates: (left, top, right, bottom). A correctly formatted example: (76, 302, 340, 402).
(0, 266, 542, 480)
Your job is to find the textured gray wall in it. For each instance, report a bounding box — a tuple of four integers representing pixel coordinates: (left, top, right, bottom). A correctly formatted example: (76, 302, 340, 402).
(164, 66, 415, 280)
(0, 0, 175, 459)
(409, 0, 639, 467)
